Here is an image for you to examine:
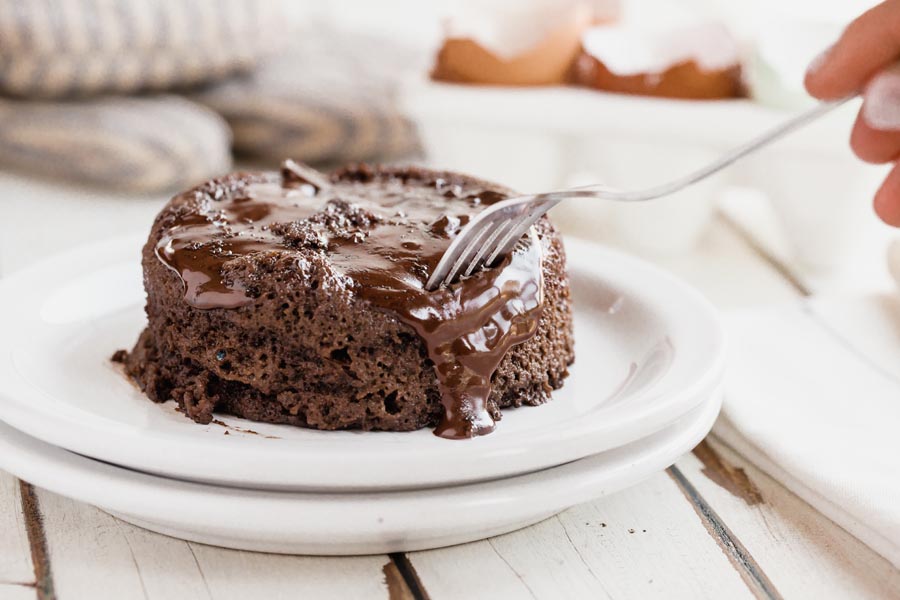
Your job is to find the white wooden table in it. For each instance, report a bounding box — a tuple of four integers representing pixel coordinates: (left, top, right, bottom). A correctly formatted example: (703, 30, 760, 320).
(1, 172, 899, 600)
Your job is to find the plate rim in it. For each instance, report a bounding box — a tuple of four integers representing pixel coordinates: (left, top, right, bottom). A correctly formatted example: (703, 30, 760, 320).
(0, 234, 726, 490)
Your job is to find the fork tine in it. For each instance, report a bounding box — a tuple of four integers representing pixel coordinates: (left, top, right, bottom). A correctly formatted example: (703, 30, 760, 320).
(425, 195, 555, 291)
(427, 217, 486, 291)
(456, 200, 534, 282)
(442, 220, 495, 287)
(484, 202, 549, 266)
(462, 217, 518, 278)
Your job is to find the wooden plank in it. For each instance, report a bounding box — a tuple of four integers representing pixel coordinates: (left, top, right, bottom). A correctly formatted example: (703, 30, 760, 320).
(666, 466, 780, 599)
(0, 584, 36, 600)
(409, 471, 756, 600)
(16, 485, 49, 600)
(0, 474, 33, 586)
(34, 488, 397, 600)
(680, 440, 900, 599)
(187, 544, 398, 600)
(35, 489, 206, 600)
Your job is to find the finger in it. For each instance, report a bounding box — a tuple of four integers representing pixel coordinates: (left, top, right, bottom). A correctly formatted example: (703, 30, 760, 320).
(805, 0, 900, 100)
(851, 109, 900, 164)
(874, 161, 900, 226)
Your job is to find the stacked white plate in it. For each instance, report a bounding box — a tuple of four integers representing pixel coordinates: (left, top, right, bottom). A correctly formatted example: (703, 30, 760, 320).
(0, 235, 726, 555)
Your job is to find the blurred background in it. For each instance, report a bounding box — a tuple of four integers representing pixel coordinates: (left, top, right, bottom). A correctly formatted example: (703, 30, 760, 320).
(0, 0, 896, 291)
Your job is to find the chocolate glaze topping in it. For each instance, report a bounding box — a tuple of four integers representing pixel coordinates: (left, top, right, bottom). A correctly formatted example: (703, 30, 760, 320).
(155, 162, 544, 438)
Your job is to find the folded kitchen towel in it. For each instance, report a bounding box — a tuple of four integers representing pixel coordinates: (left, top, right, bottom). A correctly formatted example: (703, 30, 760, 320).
(717, 297, 900, 568)
(889, 239, 900, 290)
(0, 0, 283, 98)
(191, 28, 422, 166)
(0, 95, 232, 193)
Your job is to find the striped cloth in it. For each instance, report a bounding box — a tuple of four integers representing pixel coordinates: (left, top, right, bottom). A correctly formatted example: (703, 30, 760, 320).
(191, 30, 422, 165)
(0, 95, 232, 192)
(0, 11, 421, 191)
(0, 0, 283, 98)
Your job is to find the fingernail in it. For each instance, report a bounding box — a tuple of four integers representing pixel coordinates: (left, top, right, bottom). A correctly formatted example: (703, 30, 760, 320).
(805, 43, 834, 78)
(863, 64, 900, 131)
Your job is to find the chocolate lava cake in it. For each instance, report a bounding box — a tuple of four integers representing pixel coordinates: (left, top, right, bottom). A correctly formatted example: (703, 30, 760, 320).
(117, 161, 574, 438)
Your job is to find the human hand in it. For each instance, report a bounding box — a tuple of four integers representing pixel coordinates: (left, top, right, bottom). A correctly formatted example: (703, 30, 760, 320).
(805, 0, 900, 226)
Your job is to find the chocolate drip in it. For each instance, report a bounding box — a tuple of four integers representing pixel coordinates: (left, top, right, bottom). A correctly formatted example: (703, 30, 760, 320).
(155, 163, 544, 438)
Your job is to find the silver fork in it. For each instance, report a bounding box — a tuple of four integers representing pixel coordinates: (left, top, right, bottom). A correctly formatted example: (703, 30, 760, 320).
(425, 97, 853, 291)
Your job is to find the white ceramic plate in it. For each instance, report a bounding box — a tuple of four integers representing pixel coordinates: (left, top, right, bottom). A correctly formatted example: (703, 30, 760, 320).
(0, 390, 722, 555)
(0, 235, 725, 491)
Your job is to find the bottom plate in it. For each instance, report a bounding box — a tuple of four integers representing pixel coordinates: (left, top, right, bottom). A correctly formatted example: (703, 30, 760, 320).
(0, 387, 722, 555)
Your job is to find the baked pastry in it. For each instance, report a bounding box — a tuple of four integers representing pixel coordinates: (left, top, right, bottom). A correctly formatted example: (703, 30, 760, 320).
(571, 22, 743, 99)
(118, 161, 574, 439)
(431, 1, 598, 86)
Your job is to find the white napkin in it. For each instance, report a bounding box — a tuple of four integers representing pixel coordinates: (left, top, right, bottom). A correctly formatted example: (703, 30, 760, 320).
(716, 299, 900, 567)
(888, 239, 900, 290)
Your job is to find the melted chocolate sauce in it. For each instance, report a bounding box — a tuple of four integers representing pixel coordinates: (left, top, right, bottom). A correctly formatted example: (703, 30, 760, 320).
(155, 163, 544, 438)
